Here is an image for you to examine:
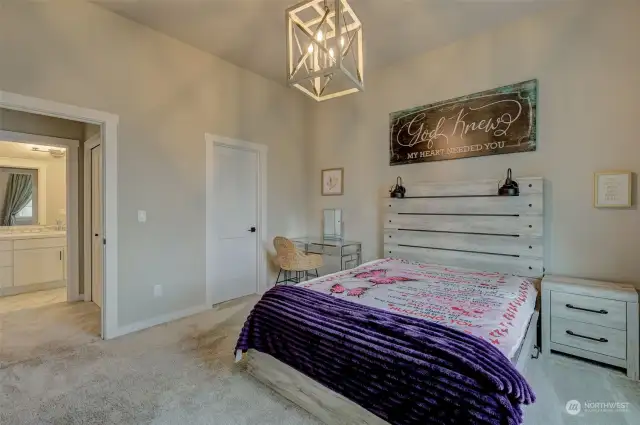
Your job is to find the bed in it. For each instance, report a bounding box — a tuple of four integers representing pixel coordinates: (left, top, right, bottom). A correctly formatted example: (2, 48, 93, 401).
(236, 177, 544, 425)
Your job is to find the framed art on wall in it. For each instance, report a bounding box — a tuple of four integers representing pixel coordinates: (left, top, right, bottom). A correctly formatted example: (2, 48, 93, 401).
(321, 168, 344, 196)
(594, 171, 632, 208)
(389, 79, 538, 165)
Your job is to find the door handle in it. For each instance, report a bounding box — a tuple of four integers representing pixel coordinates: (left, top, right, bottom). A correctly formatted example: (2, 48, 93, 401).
(566, 330, 608, 343)
(565, 304, 608, 314)
(249, 226, 256, 233)
(95, 234, 99, 237)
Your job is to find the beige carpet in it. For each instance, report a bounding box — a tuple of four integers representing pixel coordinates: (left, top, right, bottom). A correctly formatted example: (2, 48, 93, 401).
(1, 293, 639, 425)
(0, 295, 321, 425)
(0, 289, 101, 369)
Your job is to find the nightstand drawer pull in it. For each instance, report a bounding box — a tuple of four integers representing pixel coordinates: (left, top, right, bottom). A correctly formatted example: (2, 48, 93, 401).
(565, 304, 608, 315)
(566, 330, 608, 343)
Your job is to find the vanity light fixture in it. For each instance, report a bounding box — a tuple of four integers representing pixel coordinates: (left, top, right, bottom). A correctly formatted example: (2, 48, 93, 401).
(28, 144, 66, 158)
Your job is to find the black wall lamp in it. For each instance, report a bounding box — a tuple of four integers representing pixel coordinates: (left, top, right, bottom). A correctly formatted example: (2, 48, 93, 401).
(498, 168, 519, 196)
(390, 177, 406, 198)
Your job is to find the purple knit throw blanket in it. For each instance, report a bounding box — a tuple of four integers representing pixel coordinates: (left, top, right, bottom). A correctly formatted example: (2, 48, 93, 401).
(235, 286, 535, 425)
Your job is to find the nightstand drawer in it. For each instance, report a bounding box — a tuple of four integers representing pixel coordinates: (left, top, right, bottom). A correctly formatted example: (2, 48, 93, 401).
(551, 317, 626, 360)
(551, 291, 626, 330)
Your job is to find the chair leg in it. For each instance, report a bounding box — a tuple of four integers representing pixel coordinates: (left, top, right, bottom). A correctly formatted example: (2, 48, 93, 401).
(315, 269, 319, 278)
(276, 269, 282, 285)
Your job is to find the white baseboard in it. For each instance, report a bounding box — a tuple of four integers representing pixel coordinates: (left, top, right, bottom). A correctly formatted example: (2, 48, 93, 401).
(111, 304, 210, 339)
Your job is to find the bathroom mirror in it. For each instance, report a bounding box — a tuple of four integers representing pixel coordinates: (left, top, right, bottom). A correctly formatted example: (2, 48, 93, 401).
(0, 168, 38, 226)
(322, 209, 343, 240)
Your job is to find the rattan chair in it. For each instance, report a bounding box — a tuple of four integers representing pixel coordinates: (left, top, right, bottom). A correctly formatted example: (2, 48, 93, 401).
(274, 236, 323, 285)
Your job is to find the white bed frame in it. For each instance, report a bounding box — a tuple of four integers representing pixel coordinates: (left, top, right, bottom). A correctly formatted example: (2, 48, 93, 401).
(246, 177, 544, 425)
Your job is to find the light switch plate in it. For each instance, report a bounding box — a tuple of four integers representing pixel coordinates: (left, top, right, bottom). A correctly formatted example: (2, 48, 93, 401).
(138, 210, 147, 223)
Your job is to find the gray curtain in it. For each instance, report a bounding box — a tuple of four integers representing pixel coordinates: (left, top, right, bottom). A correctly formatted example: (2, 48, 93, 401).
(2, 173, 33, 226)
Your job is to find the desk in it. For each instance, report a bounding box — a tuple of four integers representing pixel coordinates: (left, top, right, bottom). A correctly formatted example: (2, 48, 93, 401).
(292, 237, 362, 271)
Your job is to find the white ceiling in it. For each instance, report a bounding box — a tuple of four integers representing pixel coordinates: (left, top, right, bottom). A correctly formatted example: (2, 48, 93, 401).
(94, 0, 565, 84)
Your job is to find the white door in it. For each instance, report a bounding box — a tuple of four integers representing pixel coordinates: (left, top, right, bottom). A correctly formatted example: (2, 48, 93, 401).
(212, 144, 258, 304)
(91, 144, 103, 309)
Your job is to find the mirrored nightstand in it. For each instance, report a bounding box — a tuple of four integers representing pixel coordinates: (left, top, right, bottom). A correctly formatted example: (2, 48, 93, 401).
(291, 237, 362, 271)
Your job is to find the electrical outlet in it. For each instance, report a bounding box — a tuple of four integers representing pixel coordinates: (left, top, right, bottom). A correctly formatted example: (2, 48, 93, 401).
(138, 210, 147, 223)
(153, 284, 163, 297)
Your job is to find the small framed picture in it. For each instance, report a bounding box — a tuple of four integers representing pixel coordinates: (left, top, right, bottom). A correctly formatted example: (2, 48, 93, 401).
(321, 168, 344, 196)
(594, 171, 632, 208)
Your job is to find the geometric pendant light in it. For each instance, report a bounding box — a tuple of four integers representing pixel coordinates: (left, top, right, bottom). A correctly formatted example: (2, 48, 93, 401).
(286, 0, 364, 101)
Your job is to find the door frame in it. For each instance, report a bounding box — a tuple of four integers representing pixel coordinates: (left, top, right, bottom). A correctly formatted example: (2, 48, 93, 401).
(0, 90, 119, 339)
(205, 133, 268, 307)
(83, 134, 101, 303)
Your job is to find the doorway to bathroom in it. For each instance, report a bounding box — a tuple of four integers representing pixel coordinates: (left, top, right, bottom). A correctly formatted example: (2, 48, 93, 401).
(0, 131, 75, 304)
(0, 90, 119, 347)
(0, 112, 102, 366)
(0, 136, 70, 324)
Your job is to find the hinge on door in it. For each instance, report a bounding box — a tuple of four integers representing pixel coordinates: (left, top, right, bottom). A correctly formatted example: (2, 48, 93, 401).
(103, 238, 106, 245)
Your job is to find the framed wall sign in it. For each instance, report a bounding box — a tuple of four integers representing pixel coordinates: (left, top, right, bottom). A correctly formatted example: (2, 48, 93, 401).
(594, 171, 632, 208)
(321, 168, 344, 196)
(389, 80, 537, 165)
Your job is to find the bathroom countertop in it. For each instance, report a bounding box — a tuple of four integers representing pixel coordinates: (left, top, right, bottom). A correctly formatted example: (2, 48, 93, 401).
(0, 231, 66, 240)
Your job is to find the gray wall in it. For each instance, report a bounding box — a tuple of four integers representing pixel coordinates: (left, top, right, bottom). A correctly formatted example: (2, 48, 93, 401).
(307, 0, 640, 286)
(0, 1, 310, 327)
(0, 108, 84, 140)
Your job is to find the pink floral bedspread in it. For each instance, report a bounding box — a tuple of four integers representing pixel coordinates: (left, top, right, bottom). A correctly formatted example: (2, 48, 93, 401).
(297, 258, 537, 358)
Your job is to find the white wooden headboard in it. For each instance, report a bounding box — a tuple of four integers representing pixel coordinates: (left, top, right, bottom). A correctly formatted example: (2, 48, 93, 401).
(383, 178, 544, 278)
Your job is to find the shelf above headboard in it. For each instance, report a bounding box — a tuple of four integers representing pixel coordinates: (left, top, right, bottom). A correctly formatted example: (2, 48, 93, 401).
(383, 177, 544, 278)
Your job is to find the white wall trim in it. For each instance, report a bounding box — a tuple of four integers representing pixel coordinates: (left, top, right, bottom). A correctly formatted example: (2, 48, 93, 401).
(83, 134, 101, 303)
(205, 133, 268, 308)
(110, 304, 210, 339)
(0, 89, 119, 340)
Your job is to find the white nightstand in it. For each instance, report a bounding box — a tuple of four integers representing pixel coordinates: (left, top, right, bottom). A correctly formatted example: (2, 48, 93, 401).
(542, 275, 639, 380)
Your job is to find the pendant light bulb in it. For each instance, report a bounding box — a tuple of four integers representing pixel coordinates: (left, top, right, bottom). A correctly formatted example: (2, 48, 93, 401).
(329, 48, 335, 58)
(316, 30, 323, 42)
(308, 44, 314, 53)
(340, 36, 345, 48)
